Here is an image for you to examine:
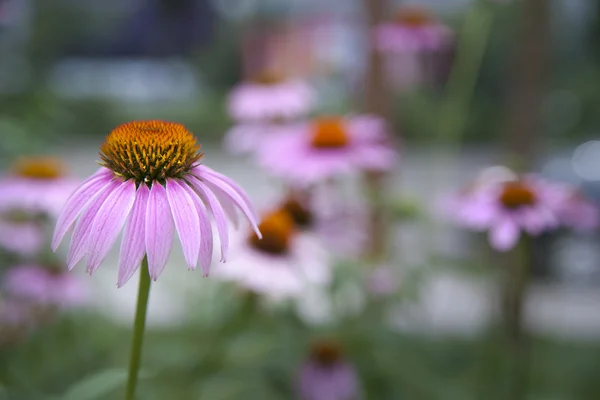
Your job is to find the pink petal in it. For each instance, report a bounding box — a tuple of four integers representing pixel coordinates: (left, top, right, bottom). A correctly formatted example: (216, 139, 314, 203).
(166, 180, 201, 270)
(182, 184, 213, 276)
(86, 180, 137, 274)
(188, 177, 229, 262)
(489, 218, 520, 252)
(52, 168, 113, 251)
(67, 180, 120, 270)
(145, 183, 175, 280)
(194, 166, 258, 220)
(117, 184, 150, 287)
(194, 168, 261, 238)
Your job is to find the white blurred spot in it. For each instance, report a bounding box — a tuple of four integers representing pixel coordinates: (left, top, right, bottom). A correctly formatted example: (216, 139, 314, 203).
(572, 140, 600, 181)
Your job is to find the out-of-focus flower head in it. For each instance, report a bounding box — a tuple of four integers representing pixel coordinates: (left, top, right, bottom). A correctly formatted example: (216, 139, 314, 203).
(257, 115, 398, 187)
(375, 5, 453, 53)
(443, 167, 587, 251)
(0, 216, 44, 257)
(367, 265, 400, 297)
(227, 70, 315, 123)
(52, 120, 261, 287)
(297, 338, 359, 400)
(3, 264, 89, 309)
(0, 157, 79, 218)
(554, 189, 599, 233)
(213, 209, 331, 300)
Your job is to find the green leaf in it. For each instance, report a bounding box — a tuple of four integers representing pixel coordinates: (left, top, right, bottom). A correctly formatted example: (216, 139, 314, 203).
(61, 369, 150, 400)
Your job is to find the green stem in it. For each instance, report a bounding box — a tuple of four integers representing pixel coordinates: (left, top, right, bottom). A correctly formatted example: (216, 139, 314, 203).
(437, 2, 494, 145)
(124, 257, 151, 400)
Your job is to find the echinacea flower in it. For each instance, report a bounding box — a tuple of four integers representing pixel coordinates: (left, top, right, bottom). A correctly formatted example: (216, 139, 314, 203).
(0, 157, 79, 218)
(447, 175, 564, 251)
(297, 339, 359, 400)
(0, 218, 44, 257)
(227, 71, 315, 122)
(257, 115, 398, 186)
(375, 5, 453, 53)
(213, 209, 330, 300)
(554, 190, 599, 233)
(3, 265, 88, 309)
(52, 120, 261, 287)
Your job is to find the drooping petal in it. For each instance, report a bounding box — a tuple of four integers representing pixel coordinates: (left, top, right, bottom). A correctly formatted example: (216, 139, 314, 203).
(145, 183, 175, 280)
(193, 165, 258, 220)
(188, 177, 229, 262)
(166, 180, 200, 269)
(52, 168, 113, 251)
(489, 218, 520, 252)
(117, 184, 150, 287)
(86, 180, 137, 274)
(182, 184, 213, 276)
(67, 180, 120, 270)
(194, 169, 261, 238)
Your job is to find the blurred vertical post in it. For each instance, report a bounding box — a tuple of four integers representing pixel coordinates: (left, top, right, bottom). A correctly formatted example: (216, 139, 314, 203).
(363, 0, 390, 264)
(505, 0, 550, 170)
(502, 1, 550, 398)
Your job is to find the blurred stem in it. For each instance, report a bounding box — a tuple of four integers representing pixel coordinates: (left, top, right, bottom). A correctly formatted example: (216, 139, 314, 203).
(436, 2, 494, 145)
(502, 235, 532, 400)
(125, 258, 151, 400)
(363, 0, 391, 265)
(505, 0, 550, 171)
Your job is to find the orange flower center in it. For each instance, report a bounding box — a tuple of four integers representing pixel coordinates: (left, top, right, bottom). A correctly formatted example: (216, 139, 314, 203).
(12, 157, 65, 180)
(310, 118, 349, 149)
(395, 6, 433, 27)
(248, 210, 295, 255)
(499, 182, 537, 209)
(310, 339, 342, 367)
(252, 71, 285, 86)
(99, 120, 202, 184)
(280, 197, 313, 228)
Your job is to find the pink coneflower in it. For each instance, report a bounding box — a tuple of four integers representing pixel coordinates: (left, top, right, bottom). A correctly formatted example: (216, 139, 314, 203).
(3, 265, 88, 309)
(214, 209, 330, 300)
(375, 5, 453, 53)
(227, 71, 315, 122)
(0, 157, 79, 218)
(297, 339, 359, 400)
(0, 219, 44, 257)
(448, 176, 564, 251)
(555, 190, 599, 233)
(51, 120, 261, 287)
(257, 115, 398, 186)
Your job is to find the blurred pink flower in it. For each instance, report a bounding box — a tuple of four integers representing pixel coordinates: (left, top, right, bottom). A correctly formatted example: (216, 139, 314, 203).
(0, 157, 79, 218)
(3, 265, 88, 309)
(555, 191, 599, 233)
(227, 73, 315, 122)
(375, 5, 453, 53)
(297, 340, 359, 400)
(367, 266, 400, 296)
(257, 115, 398, 186)
(52, 121, 261, 287)
(0, 220, 44, 257)
(213, 210, 331, 300)
(446, 175, 566, 251)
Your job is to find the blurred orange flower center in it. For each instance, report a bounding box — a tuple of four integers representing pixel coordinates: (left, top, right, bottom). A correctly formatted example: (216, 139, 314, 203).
(499, 182, 537, 209)
(248, 210, 295, 255)
(280, 197, 313, 228)
(252, 71, 285, 86)
(310, 118, 349, 149)
(310, 339, 342, 367)
(13, 157, 65, 180)
(395, 6, 433, 27)
(99, 120, 202, 185)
